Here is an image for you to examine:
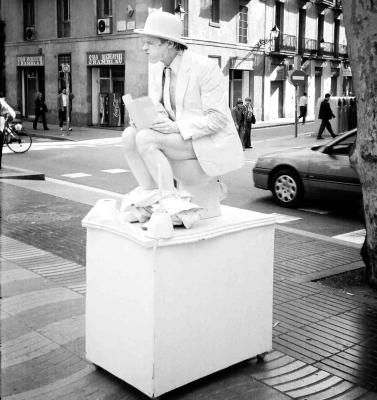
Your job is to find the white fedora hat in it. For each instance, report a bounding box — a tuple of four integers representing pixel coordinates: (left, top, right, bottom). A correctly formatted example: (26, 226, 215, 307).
(134, 11, 188, 48)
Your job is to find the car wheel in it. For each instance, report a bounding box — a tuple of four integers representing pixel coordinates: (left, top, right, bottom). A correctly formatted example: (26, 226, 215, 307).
(271, 169, 303, 208)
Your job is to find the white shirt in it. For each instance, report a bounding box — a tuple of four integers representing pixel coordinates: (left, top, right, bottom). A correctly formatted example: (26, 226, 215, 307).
(299, 95, 308, 107)
(62, 93, 68, 107)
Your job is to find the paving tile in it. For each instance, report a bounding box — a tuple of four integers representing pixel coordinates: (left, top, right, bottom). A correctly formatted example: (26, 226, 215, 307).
(2, 277, 56, 298)
(37, 315, 84, 346)
(2, 298, 85, 339)
(2, 287, 81, 315)
(302, 381, 359, 400)
(2, 365, 95, 400)
(285, 375, 343, 398)
(2, 330, 60, 368)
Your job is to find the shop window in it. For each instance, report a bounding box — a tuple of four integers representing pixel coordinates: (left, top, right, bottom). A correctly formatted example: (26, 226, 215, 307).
(58, 54, 72, 93)
(298, 8, 306, 54)
(230, 69, 243, 107)
(317, 13, 324, 52)
(57, 0, 71, 38)
(23, 0, 35, 40)
(274, 1, 284, 51)
(238, 5, 248, 44)
(212, 0, 220, 24)
(97, 0, 112, 17)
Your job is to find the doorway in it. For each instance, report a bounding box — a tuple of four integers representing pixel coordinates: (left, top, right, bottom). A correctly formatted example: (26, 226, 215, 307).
(22, 67, 45, 116)
(91, 65, 125, 126)
(270, 81, 284, 119)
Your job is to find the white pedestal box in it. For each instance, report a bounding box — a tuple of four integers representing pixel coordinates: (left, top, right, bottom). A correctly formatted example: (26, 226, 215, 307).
(82, 203, 275, 399)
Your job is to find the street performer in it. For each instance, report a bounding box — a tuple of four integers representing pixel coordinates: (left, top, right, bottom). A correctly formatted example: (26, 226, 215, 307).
(121, 11, 244, 228)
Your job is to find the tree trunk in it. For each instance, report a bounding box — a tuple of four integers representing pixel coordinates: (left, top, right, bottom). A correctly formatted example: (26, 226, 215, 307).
(342, 0, 377, 289)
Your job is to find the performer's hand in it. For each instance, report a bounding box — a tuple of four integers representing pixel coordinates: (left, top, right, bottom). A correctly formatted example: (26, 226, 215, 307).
(151, 120, 179, 134)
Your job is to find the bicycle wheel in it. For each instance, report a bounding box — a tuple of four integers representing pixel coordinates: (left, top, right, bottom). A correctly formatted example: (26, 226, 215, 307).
(6, 132, 32, 153)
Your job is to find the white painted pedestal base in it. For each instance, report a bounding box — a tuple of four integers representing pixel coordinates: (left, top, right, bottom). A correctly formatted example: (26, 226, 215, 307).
(82, 204, 275, 399)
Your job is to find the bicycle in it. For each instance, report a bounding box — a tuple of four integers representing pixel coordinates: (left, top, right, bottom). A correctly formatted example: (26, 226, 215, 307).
(2, 117, 32, 153)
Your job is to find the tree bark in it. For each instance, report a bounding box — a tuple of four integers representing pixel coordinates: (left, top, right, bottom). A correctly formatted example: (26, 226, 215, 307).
(342, 0, 377, 289)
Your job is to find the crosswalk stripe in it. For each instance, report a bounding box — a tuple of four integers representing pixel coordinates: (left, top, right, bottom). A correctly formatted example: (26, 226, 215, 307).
(61, 173, 91, 178)
(100, 168, 129, 173)
(332, 229, 365, 245)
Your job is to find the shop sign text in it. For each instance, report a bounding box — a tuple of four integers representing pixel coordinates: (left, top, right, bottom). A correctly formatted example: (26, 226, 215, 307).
(87, 51, 125, 66)
(17, 55, 44, 67)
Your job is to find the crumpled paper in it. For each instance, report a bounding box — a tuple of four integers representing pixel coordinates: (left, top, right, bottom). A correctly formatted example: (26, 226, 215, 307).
(119, 186, 204, 229)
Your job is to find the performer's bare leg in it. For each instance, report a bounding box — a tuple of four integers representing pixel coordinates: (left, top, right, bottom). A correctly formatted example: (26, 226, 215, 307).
(122, 127, 157, 189)
(135, 128, 196, 193)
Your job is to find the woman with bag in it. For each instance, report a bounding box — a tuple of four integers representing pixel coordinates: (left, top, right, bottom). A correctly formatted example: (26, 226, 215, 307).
(243, 97, 255, 149)
(33, 92, 49, 130)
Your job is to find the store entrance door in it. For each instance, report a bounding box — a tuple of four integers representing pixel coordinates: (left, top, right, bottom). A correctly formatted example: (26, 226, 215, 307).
(23, 67, 45, 117)
(26, 69, 37, 116)
(98, 65, 125, 126)
(270, 81, 284, 119)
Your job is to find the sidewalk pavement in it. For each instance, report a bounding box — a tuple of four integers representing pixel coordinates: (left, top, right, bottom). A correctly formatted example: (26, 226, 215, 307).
(22, 118, 317, 143)
(1, 135, 377, 400)
(22, 120, 122, 142)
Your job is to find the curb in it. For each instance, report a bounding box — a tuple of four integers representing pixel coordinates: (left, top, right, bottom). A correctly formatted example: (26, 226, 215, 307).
(0, 166, 45, 180)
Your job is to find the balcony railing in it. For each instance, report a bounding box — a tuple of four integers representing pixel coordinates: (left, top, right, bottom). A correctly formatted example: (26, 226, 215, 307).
(304, 38, 317, 53)
(339, 43, 348, 56)
(281, 34, 297, 52)
(272, 34, 297, 52)
(322, 41, 334, 55)
(314, 0, 336, 6)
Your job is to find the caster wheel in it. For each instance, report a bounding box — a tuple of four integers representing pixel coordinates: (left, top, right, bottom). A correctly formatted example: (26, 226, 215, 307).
(256, 353, 267, 363)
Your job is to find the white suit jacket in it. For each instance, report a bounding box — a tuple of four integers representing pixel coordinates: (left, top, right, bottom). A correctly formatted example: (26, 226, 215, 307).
(149, 51, 244, 177)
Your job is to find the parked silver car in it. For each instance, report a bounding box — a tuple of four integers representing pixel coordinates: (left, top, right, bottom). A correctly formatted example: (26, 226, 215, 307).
(253, 129, 360, 207)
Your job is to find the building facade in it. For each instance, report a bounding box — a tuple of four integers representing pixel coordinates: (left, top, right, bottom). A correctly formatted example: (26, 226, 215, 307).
(2, 0, 351, 127)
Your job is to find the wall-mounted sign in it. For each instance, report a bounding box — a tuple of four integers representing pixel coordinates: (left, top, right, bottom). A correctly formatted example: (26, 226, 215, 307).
(87, 51, 125, 66)
(127, 21, 136, 30)
(342, 67, 352, 77)
(230, 57, 254, 71)
(17, 55, 44, 67)
(117, 20, 127, 31)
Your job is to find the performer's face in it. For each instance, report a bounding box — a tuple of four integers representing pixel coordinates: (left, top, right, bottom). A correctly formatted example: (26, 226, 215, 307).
(142, 36, 168, 64)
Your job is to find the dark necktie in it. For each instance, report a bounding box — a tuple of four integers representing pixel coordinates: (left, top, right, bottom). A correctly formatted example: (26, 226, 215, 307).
(162, 67, 175, 120)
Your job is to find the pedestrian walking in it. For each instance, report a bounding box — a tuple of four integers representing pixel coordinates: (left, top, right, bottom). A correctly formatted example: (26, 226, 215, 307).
(243, 97, 255, 149)
(58, 88, 74, 133)
(0, 96, 16, 168)
(298, 92, 308, 124)
(33, 92, 49, 130)
(317, 93, 337, 140)
(231, 98, 245, 149)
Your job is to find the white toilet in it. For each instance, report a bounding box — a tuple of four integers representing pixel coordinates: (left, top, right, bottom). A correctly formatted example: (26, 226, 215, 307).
(170, 159, 224, 219)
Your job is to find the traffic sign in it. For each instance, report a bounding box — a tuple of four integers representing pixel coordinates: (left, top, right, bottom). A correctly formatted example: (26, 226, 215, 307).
(288, 69, 306, 86)
(61, 63, 70, 73)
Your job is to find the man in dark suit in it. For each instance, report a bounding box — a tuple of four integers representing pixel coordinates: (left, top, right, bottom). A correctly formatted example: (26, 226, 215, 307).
(317, 93, 336, 140)
(231, 98, 245, 148)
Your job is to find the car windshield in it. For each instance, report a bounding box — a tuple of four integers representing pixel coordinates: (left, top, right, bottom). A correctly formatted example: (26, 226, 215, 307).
(326, 132, 356, 156)
(311, 131, 357, 154)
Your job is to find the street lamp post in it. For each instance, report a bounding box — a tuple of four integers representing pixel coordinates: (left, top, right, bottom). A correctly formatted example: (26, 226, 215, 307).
(261, 25, 280, 121)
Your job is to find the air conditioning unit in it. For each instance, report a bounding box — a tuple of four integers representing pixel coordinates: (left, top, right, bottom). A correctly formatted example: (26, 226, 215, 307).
(97, 18, 112, 34)
(25, 26, 36, 40)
